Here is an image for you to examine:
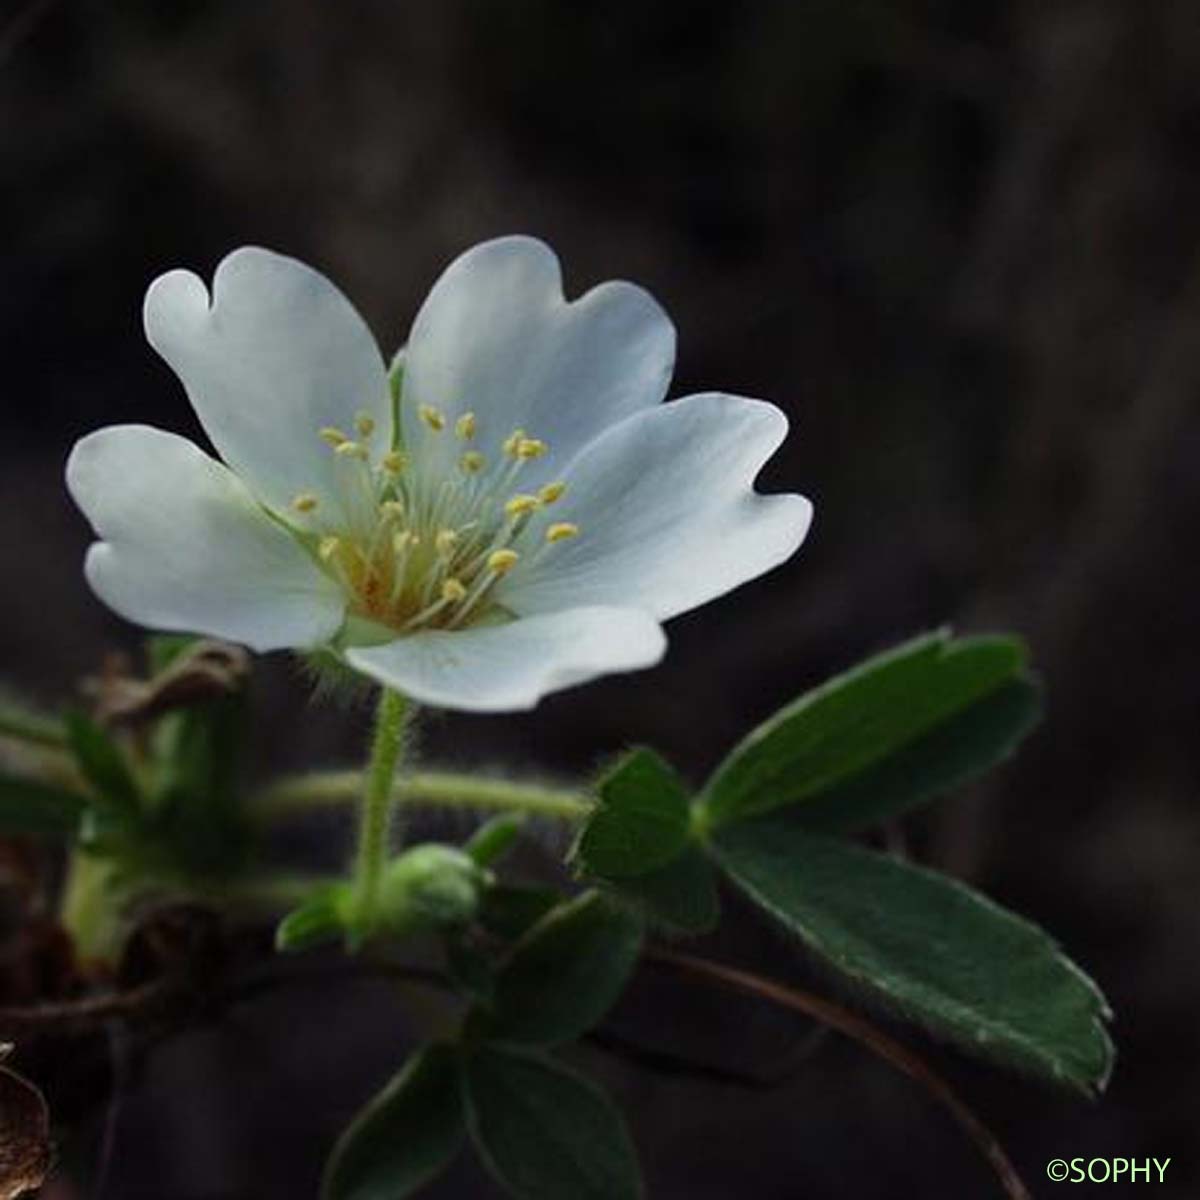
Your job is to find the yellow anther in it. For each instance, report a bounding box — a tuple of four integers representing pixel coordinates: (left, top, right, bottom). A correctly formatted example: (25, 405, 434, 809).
(538, 481, 566, 505)
(545, 522, 580, 543)
(435, 528, 459, 557)
(441, 578, 467, 603)
(455, 412, 477, 440)
(516, 437, 547, 460)
(335, 440, 368, 461)
(505, 493, 540, 517)
(381, 450, 407, 475)
(419, 404, 446, 432)
(502, 428, 527, 457)
(459, 450, 486, 474)
(291, 492, 319, 514)
(319, 426, 348, 448)
(487, 549, 520, 575)
(319, 535, 342, 561)
(354, 411, 376, 438)
(393, 530, 418, 554)
(380, 500, 405, 521)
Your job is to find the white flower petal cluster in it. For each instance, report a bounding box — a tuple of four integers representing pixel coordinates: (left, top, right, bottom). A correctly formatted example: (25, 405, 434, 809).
(67, 237, 812, 711)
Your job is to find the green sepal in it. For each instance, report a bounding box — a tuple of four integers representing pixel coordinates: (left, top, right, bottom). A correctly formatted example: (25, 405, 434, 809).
(322, 1043, 464, 1200)
(710, 816, 1114, 1095)
(462, 1045, 644, 1200)
(696, 630, 1037, 832)
(476, 891, 642, 1047)
(465, 814, 526, 867)
(571, 748, 690, 879)
(275, 885, 352, 953)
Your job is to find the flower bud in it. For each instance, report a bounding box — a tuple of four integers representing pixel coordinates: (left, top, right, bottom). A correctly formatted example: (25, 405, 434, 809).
(378, 844, 486, 933)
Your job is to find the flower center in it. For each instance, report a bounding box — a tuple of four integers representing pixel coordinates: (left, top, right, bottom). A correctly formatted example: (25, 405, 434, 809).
(289, 407, 579, 633)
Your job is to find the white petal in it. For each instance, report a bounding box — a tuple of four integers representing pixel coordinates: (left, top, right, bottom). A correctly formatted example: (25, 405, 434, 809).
(499, 393, 812, 621)
(400, 236, 675, 489)
(143, 247, 390, 522)
(344, 606, 666, 712)
(66, 425, 345, 652)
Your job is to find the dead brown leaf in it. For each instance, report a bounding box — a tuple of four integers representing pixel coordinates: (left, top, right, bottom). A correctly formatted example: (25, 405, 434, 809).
(0, 1046, 49, 1200)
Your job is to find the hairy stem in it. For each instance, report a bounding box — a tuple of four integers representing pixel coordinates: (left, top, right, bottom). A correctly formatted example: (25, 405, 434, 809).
(254, 767, 592, 824)
(350, 689, 411, 939)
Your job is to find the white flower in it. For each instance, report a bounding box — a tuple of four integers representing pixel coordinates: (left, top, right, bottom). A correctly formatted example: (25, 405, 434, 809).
(67, 237, 812, 711)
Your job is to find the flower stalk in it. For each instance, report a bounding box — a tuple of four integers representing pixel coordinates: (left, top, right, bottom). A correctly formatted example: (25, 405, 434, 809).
(350, 688, 412, 941)
(253, 767, 592, 824)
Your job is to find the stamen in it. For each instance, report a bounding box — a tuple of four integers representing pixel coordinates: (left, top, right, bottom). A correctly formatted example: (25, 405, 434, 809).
(311, 407, 576, 633)
(546, 522, 580, 543)
(419, 405, 446, 432)
(487, 549, 519, 575)
(505, 494, 540, 517)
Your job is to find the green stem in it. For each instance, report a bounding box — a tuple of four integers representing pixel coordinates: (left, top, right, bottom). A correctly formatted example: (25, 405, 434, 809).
(351, 688, 411, 936)
(253, 768, 592, 824)
(0, 704, 66, 749)
(59, 850, 124, 965)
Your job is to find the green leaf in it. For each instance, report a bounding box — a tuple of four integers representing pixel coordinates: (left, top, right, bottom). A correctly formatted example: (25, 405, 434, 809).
(322, 1044, 464, 1200)
(64, 711, 142, 823)
(604, 846, 720, 935)
(465, 814, 526, 867)
(710, 817, 1113, 1094)
(445, 933, 495, 1002)
(697, 630, 1034, 831)
(151, 693, 250, 875)
(786, 677, 1042, 834)
(275, 886, 351, 953)
(0, 773, 86, 836)
(463, 1046, 643, 1200)
(477, 885, 562, 941)
(572, 749, 689, 878)
(480, 891, 642, 1047)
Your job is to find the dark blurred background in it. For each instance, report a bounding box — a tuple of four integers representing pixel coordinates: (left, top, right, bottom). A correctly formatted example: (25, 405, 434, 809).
(2, 0, 1198, 1196)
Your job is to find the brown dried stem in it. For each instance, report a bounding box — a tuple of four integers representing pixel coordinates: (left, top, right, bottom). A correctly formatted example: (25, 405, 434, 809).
(647, 945, 1031, 1200)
